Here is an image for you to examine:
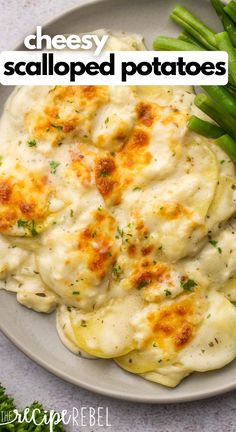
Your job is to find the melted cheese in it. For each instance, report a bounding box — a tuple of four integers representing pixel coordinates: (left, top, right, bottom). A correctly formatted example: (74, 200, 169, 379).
(1, 30, 236, 389)
(0, 167, 52, 236)
(37, 208, 118, 308)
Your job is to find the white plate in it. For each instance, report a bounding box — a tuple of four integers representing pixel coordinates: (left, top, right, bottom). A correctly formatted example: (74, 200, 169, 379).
(0, 0, 235, 403)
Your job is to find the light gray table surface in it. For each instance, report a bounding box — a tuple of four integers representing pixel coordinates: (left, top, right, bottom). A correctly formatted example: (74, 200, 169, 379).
(0, 1, 236, 431)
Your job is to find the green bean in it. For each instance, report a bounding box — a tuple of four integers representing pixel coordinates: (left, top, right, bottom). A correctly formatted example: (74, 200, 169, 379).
(152, 36, 203, 51)
(187, 115, 224, 138)
(224, 1, 236, 25)
(203, 85, 236, 119)
(170, 4, 217, 50)
(216, 134, 236, 162)
(211, 0, 225, 18)
(194, 93, 236, 140)
(211, 0, 236, 47)
(178, 31, 205, 48)
(215, 32, 236, 87)
(226, 83, 236, 98)
(171, 14, 216, 50)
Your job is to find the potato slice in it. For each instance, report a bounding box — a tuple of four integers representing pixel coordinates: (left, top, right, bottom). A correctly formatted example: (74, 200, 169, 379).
(117, 292, 236, 387)
(206, 175, 236, 229)
(178, 291, 236, 371)
(116, 342, 190, 387)
(140, 367, 190, 388)
(184, 142, 219, 218)
(136, 86, 174, 104)
(68, 293, 143, 358)
(115, 342, 162, 374)
(135, 86, 194, 109)
(56, 305, 91, 355)
(220, 277, 236, 302)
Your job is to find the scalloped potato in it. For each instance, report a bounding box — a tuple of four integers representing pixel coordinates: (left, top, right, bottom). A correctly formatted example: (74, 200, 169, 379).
(1, 31, 236, 388)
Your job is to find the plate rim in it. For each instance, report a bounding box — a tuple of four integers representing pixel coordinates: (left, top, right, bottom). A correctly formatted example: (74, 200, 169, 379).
(1, 0, 236, 403)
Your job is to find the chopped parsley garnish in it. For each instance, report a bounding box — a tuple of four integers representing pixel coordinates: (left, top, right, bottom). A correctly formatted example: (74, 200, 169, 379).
(117, 226, 124, 238)
(137, 280, 149, 290)
(97, 206, 103, 211)
(81, 320, 87, 327)
(153, 342, 158, 348)
(27, 138, 37, 147)
(70, 209, 74, 218)
(51, 124, 63, 130)
(180, 278, 197, 292)
(207, 313, 211, 319)
(72, 291, 80, 295)
(17, 219, 27, 228)
(101, 170, 109, 177)
(104, 117, 109, 125)
(133, 186, 141, 191)
(209, 239, 222, 254)
(49, 85, 57, 93)
(50, 160, 60, 174)
(17, 219, 38, 236)
(0, 156, 2, 166)
(91, 231, 97, 238)
(27, 220, 38, 236)
(164, 289, 172, 296)
(112, 265, 122, 281)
